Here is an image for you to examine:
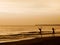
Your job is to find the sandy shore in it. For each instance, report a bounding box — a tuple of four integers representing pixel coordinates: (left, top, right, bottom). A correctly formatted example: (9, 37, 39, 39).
(0, 36, 60, 45)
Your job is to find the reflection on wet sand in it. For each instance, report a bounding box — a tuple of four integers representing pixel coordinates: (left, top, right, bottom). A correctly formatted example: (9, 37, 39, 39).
(0, 31, 60, 43)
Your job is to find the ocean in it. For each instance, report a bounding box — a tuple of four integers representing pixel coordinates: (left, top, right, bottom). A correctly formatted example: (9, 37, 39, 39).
(0, 25, 38, 35)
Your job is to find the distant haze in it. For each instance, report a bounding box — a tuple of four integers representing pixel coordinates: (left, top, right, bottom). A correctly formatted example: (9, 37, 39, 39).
(0, 0, 60, 25)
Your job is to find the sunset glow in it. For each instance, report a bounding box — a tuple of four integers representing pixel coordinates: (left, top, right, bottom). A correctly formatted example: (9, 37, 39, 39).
(0, 0, 60, 25)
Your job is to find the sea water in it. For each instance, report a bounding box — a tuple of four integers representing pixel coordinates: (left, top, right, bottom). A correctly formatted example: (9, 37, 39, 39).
(0, 25, 38, 35)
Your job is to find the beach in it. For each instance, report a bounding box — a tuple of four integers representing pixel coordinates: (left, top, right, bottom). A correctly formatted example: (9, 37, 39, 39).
(0, 36, 60, 45)
(0, 25, 60, 45)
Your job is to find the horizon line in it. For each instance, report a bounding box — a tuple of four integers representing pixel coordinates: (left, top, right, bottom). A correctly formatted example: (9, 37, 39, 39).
(35, 24, 60, 26)
(0, 24, 60, 26)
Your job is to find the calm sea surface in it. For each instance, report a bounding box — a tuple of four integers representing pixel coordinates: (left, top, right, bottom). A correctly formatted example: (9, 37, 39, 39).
(0, 25, 60, 35)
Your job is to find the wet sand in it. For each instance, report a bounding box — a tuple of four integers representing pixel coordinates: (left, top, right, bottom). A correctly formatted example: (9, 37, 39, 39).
(0, 36, 60, 45)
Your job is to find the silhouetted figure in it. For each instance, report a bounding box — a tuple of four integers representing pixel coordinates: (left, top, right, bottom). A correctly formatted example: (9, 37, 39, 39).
(38, 28, 42, 34)
(52, 28, 55, 34)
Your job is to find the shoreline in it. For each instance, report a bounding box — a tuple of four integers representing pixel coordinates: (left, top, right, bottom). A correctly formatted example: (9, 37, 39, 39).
(0, 36, 60, 45)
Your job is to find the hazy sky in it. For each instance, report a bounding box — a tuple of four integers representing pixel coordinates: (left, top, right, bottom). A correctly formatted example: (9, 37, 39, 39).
(0, 0, 60, 25)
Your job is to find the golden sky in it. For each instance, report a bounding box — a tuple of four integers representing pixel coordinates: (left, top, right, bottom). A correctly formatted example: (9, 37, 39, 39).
(0, 0, 60, 25)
